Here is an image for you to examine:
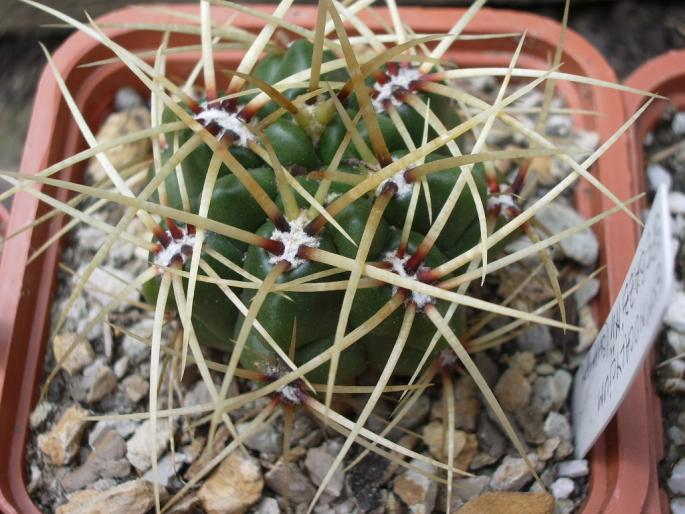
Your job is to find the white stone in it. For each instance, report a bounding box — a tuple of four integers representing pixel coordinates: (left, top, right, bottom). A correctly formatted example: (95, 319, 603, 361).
(670, 192, 685, 215)
(647, 163, 673, 191)
(673, 112, 685, 135)
(670, 458, 685, 494)
(84, 266, 137, 306)
(142, 452, 191, 487)
(29, 402, 55, 429)
(126, 418, 174, 471)
(550, 478, 574, 499)
(672, 497, 685, 514)
(490, 455, 537, 491)
(556, 459, 589, 478)
(669, 330, 685, 355)
(665, 291, 685, 333)
(114, 87, 144, 111)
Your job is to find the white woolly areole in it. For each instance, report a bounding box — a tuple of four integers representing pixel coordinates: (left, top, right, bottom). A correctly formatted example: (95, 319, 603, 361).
(326, 192, 341, 204)
(372, 67, 422, 112)
(377, 168, 415, 198)
(194, 107, 255, 147)
(384, 252, 434, 309)
(276, 383, 302, 405)
(154, 230, 196, 267)
(268, 212, 320, 268)
(487, 184, 517, 213)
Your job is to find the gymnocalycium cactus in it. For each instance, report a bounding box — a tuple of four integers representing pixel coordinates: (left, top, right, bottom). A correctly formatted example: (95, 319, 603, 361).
(7, 0, 657, 512)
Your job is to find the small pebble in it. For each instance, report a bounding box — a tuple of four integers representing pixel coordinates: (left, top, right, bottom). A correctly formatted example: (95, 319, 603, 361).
(669, 458, 685, 494)
(556, 459, 589, 478)
(550, 478, 574, 500)
(544, 412, 572, 441)
(647, 163, 673, 191)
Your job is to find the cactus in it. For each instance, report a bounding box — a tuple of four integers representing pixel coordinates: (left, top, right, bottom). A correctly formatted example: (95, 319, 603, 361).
(5, 1, 656, 512)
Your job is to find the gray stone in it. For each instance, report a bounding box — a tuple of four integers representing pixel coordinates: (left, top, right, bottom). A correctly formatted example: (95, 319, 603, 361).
(114, 87, 145, 111)
(305, 442, 345, 498)
(574, 276, 600, 309)
(393, 457, 438, 514)
(237, 419, 282, 455)
(88, 419, 137, 447)
(672, 497, 685, 514)
(554, 498, 576, 514)
(517, 325, 554, 355)
(252, 497, 280, 514)
(438, 475, 490, 512)
(532, 370, 572, 414)
(62, 430, 130, 492)
(536, 202, 599, 266)
(671, 426, 685, 446)
(82, 360, 118, 404)
(544, 412, 571, 441)
(669, 458, 685, 494)
(122, 318, 154, 361)
(477, 415, 507, 461)
(265, 460, 316, 504)
(550, 478, 574, 500)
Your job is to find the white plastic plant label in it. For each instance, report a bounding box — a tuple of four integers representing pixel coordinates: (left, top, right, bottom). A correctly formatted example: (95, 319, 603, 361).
(572, 184, 674, 458)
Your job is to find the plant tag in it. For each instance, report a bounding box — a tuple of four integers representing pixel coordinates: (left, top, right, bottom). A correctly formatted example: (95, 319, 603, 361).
(572, 185, 674, 458)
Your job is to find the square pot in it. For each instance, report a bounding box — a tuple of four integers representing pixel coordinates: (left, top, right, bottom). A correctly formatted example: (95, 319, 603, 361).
(0, 4, 664, 513)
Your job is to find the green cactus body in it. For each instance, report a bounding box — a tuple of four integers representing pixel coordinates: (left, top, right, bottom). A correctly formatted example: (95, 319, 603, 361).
(143, 38, 500, 384)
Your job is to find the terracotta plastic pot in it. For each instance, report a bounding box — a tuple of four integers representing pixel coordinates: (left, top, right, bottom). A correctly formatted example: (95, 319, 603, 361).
(0, 203, 8, 239)
(0, 4, 664, 513)
(624, 50, 685, 203)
